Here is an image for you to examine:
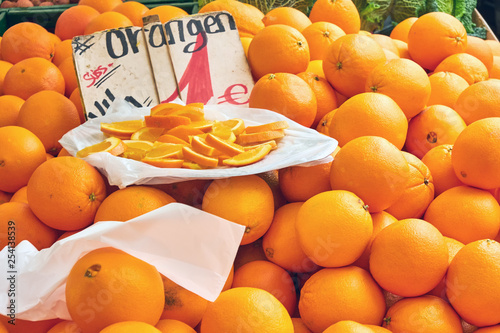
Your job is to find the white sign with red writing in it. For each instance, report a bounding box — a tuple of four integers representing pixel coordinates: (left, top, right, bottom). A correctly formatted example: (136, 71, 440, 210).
(72, 27, 160, 119)
(164, 11, 254, 106)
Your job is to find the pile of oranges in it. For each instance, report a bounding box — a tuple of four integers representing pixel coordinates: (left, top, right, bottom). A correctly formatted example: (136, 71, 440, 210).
(1, 0, 500, 332)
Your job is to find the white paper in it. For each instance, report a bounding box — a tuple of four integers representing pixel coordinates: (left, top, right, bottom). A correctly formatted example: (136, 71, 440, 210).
(0, 203, 245, 321)
(59, 99, 338, 188)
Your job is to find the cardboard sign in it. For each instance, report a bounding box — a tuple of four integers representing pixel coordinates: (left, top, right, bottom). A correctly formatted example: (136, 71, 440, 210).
(73, 11, 255, 120)
(72, 27, 160, 119)
(164, 11, 254, 106)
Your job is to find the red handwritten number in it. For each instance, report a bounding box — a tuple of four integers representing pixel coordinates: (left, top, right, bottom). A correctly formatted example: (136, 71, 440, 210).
(165, 32, 214, 104)
(217, 84, 249, 105)
(82, 64, 112, 88)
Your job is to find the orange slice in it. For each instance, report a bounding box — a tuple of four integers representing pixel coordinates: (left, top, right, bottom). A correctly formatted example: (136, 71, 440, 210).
(191, 135, 220, 157)
(150, 103, 183, 116)
(222, 144, 273, 167)
(156, 134, 189, 145)
(236, 130, 285, 145)
(166, 125, 204, 142)
(182, 161, 204, 170)
(145, 143, 184, 159)
(220, 118, 245, 135)
(144, 115, 191, 129)
(76, 137, 127, 158)
(100, 120, 145, 139)
(169, 106, 205, 121)
(141, 158, 184, 168)
(182, 146, 219, 168)
(209, 122, 235, 140)
(186, 102, 205, 108)
(205, 133, 245, 157)
(244, 120, 289, 134)
(121, 140, 154, 161)
(130, 127, 165, 142)
(242, 140, 278, 151)
(187, 120, 214, 132)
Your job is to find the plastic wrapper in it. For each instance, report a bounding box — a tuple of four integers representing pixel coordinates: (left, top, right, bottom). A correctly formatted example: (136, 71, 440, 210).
(0, 203, 245, 321)
(59, 100, 338, 188)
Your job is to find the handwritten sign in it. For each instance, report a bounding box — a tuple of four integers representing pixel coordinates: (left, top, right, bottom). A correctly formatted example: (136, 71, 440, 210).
(72, 27, 160, 119)
(165, 11, 254, 106)
(72, 11, 255, 119)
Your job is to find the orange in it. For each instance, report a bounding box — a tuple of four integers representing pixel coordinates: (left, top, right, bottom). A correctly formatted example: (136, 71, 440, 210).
(308, 0, 360, 34)
(299, 266, 386, 332)
(323, 34, 387, 98)
(0, 202, 59, 250)
(201, 288, 293, 331)
(65, 247, 164, 332)
(370, 34, 400, 56)
(0, 95, 24, 127)
(465, 35, 494, 71)
(434, 53, 489, 85)
(369, 218, 449, 297)
(155, 319, 196, 333)
(94, 185, 176, 223)
(84, 11, 134, 35)
(262, 6, 311, 32)
(328, 93, 408, 149)
(475, 326, 500, 333)
(201, 175, 274, 245)
(491, 56, 500, 79)
(142, 5, 189, 23)
(316, 108, 337, 135)
(385, 151, 434, 219)
(160, 275, 209, 328)
(232, 260, 297, 316)
(301, 21, 345, 61)
(262, 202, 319, 273)
(352, 211, 397, 271)
(323, 321, 373, 332)
(382, 295, 462, 332)
(306, 59, 326, 78)
(52, 39, 73, 66)
(390, 17, 417, 43)
(112, 1, 149, 27)
(446, 239, 500, 327)
(486, 40, 500, 56)
(247, 25, 309, 80)
(454, 79, 500, 125)
(58, 57, 78, 97)
(27, 156, 107, 230)
(452, 117, 500, 189)
(78, 0, 123, 13)
(70, 87, 86, 123)
(248, 73, 317, 128)
(240, 36, 252, 57)
(421, 144, 463, 196)
(392, 39, 411, 59)
(46, 321, 82, 333)
(198, 0, 264, 38)
(366, 325, 392, 332)
(330, 136, 410, 212)
(10, 186, 28, 204)
(428, 236, 465, 300)
(16, 90, 80, 155)
(152, 179, 210, 208)
(54, 5, 100, 41)
(405, 104, 467, 159)
(365, 58, 431, 119)
(3, 57, 65, 100)
(100, 321, 161, 332)
(1, 22, 54, 64)
(292, 317, 313, 333)
(278, 158, 332, 203)
(0, 126, 46, 193)
(427, 71, 470, 108)
(296, 190, 373, 267)
(233, 237, 268, 270)
(407, 12, 467, 71)
(424, 185, 500, 244)
(297, 71, 338, 128)
(0, 60, 13, 95)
